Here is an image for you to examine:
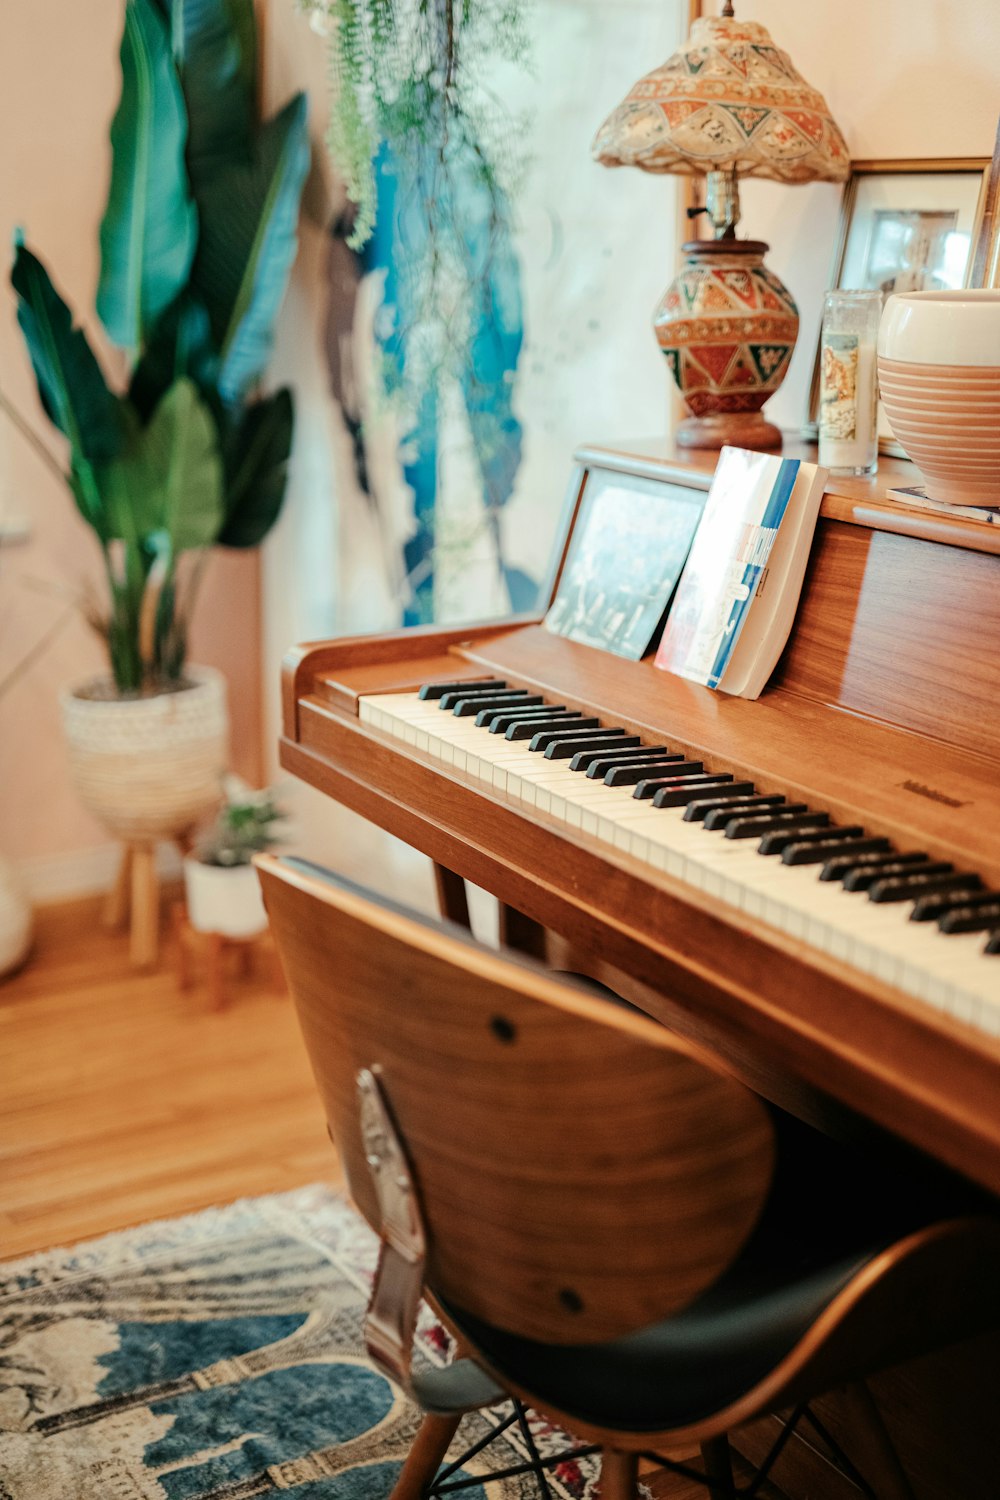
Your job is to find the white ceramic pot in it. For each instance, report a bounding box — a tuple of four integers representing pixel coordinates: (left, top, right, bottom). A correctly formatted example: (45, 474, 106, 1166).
(61, 666, 229, 843)
(0, 854, 32, 977)
(183, 856, 268, 938)
(877, 290, 1000, 507)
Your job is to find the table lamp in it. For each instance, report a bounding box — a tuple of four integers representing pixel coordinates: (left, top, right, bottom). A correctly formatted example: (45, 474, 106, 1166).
(593, 2, 849, 449)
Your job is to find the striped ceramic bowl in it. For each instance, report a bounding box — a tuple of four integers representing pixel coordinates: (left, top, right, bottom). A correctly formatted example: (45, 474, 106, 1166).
(878, 290, 1000, 507)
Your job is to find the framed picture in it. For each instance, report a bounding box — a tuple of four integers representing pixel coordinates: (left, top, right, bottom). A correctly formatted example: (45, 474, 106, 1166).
(970, 117, 1000, 289)
(808, 158, 991, 454)
(545, 471, 703, 660)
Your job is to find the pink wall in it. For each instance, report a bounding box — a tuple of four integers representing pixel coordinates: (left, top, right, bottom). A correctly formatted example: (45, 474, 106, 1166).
(0, 0, 263, 879)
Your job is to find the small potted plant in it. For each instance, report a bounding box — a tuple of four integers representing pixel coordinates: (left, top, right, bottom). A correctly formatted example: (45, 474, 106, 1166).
(9, 0, 309, 848)
(184, 781, 286, 939)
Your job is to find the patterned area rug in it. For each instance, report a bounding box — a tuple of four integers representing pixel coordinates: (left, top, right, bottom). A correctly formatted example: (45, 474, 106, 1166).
(0, 1186, 598, 1500)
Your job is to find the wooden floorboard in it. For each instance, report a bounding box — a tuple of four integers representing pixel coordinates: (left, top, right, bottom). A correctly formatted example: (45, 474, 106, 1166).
(0, 895, 338, 1259)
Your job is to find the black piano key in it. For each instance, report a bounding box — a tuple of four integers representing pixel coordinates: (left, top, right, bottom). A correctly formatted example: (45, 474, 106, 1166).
(939, 902, 1000, 935)
(510, 716, 599, 742)
(656, 780, 755, 811)
(842, 857, 945, 893)
(912, 888, 1000, 923)
(580, 747, 673, 776)
(606, 758, 700, 787)
(493, 712, 579, 737)
(724, 808, 820, 841)
(544, 733, 641, 760)
(783, 835, 890, 868)
(819, 848, 921, 884)
(453, 691, 538, 717)
(759, 823, 864, 858)
(481, 709, 553, 731)
(640, 775, 733, 808)
(633, 764, 708, 798)
(477, 702, 551, 728)
(528, 723, 615, 752)
(419, 678, 504, 700)
(984, 931, 1000, 955)
(440, 685, 522, 711)
(870, 870, 982, 905)
(681, 786, 760, 821)
(702, 796, 791, 831)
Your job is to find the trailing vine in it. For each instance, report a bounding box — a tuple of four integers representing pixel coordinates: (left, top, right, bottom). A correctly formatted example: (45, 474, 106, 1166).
(305, 0, 529, 250)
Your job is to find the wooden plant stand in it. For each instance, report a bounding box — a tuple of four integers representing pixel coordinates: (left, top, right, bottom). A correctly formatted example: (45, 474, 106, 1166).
(103, 841, 184, 970)
(172, 902, 285, 1012)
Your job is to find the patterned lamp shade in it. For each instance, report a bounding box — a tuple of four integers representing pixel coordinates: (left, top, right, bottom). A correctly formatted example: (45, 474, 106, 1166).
(592, 15, 849, 186)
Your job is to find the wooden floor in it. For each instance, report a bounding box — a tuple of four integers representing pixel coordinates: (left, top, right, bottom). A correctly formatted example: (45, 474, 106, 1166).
(0, 894, 338, 1260)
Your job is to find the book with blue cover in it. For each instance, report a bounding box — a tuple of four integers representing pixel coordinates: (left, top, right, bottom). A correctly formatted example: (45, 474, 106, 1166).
(655, 447, 827, 699)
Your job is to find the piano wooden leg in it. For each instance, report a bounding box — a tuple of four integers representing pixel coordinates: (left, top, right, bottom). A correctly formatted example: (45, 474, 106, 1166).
(433, 864, 472, 930)
(498, 903, 547, 961)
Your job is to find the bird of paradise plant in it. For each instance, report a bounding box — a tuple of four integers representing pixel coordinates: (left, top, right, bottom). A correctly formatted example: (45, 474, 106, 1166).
(8, 0, 310, 695)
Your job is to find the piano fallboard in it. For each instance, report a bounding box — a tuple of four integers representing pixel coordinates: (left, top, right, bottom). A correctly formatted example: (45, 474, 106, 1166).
(281, 442, 1000, 1196)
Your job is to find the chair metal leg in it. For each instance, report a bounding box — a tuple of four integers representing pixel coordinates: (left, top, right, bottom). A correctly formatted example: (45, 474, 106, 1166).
(841, 1382, 916, 1500)
(390, 1412, 463, 1500)
(700, 1436, 736, 1499)
(600, 1448, 638, 1500)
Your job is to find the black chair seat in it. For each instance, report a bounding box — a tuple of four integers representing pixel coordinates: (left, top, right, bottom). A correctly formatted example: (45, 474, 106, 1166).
(434, 1111, 978, 1433)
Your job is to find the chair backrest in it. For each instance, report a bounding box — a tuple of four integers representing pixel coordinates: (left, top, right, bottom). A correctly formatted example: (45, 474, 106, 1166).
(257, 854, 775, 1346)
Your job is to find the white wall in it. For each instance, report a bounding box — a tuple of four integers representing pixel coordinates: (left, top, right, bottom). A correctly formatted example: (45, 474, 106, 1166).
(735, 0, 1000, 430)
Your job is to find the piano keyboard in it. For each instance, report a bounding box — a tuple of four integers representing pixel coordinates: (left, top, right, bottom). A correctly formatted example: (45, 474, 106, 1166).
(360, 680, 1000, 1035)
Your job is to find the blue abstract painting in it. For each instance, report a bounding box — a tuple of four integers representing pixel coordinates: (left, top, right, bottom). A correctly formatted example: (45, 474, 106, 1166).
(325, 133, 537, 626)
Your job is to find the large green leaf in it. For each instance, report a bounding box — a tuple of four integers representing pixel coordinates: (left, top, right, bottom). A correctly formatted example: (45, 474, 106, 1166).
(10, 240, 122, 466)
(164, 0, 255, 179)
(191, 93, 309, 404)
(128, 292, 218, 423)
(97, 0, 198, 351)
(218, 386, 292, 547)
(97, 378, 223, 551)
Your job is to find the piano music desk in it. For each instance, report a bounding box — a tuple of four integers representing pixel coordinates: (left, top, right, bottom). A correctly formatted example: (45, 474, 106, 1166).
(282, 440, 1000, 1500)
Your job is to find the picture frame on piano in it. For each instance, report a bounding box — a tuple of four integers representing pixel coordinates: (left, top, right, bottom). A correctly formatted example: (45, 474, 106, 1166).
(806, 156, 992, 457)
(544, 468, 703, 660)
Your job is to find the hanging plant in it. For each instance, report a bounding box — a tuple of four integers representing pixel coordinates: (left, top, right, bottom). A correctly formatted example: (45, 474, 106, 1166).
(309, 0, 529, 250)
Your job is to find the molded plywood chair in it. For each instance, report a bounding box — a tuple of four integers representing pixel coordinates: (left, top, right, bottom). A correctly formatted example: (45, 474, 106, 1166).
(257, 854, 1000, 1500)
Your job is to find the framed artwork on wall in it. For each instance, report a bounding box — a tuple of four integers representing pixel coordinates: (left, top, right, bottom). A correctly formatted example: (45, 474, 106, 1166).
(807, 157, 991, 454)
(970, 117, 1000, 289)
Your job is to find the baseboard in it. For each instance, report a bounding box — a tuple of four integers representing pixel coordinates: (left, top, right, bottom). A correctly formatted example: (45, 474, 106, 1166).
(21, 843, 184, 905)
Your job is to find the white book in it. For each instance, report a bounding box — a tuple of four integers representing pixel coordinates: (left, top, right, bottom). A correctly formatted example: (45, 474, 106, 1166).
(885, 483, 1000, 526)
(656, 448, 827, 701)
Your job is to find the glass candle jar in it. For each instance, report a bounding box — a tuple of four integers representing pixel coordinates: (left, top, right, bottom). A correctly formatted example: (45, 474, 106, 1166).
(818, 289, 881, 476)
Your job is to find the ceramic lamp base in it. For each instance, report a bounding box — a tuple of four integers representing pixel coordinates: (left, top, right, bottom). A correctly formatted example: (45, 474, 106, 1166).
(676, 411, 783, 451)
(656, 239, 798, 451)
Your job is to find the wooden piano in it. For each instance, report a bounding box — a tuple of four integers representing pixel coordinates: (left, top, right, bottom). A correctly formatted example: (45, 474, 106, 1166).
(282, 438, 1000, 1497)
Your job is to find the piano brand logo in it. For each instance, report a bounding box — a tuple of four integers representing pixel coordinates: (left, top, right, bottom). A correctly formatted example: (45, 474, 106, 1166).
(899, 778, 968, 809)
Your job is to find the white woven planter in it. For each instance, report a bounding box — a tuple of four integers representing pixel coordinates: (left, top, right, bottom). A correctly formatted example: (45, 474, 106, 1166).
(61, 666, 229, 843)
(0, 855, 32, 977)
(183, 856, 267, 938)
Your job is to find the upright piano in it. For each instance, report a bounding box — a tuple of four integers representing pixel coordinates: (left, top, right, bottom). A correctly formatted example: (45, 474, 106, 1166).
(282, 438, 1000, 1495)
(283, 437, 1000, 1188)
